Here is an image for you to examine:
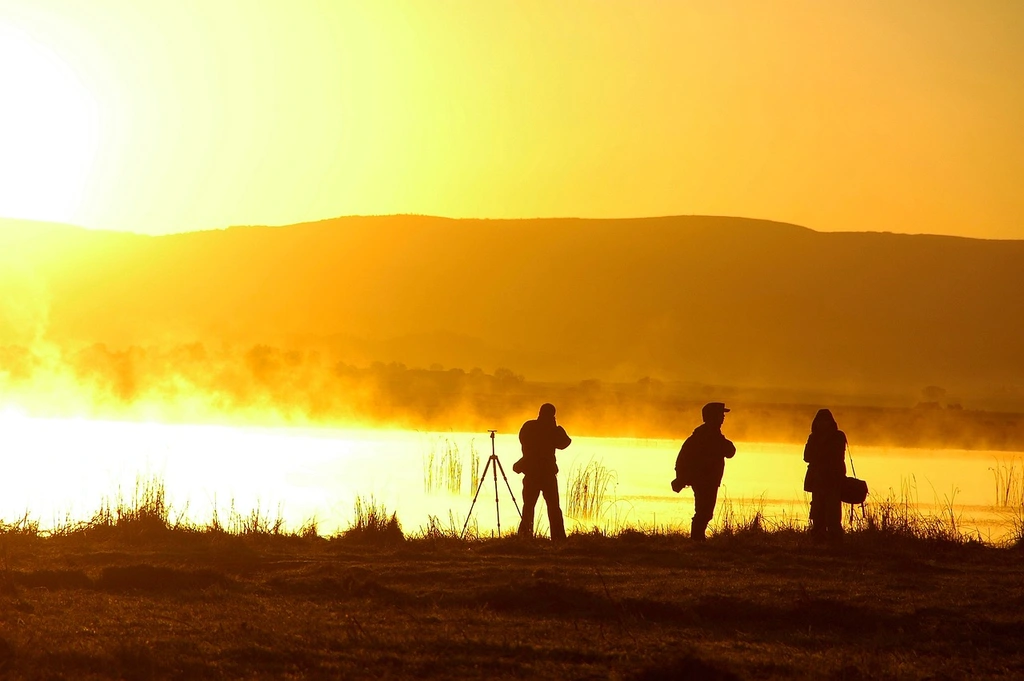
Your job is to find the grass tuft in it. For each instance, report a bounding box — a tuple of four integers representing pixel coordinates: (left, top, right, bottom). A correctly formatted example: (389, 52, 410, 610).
(298, 516, 320, 539)
(231, 501, 286, 536)
(338, 496, 404, 544)
(85, 476, 175, 540)
(420, 513, 464, 546)
(0, 512, 41, 538)
(849, 480, 977, 545)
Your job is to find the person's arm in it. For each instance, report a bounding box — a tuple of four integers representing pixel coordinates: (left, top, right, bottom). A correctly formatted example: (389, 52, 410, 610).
(514, 422, 531, 474)
(554, 426, 571, 450)
(721, 436, 736, 459)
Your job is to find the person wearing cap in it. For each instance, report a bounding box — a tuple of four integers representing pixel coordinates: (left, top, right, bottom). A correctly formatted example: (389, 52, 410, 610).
(671, 402, 736, 541)
(513, 403, 572, 540)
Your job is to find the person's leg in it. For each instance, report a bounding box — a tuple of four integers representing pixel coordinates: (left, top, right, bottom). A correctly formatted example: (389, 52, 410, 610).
(824, 493, 844, 540)
(518, 478, 540, 536)
(541, 476, 566, 540)
(809, 495, 825, 541)
(691, 485, 717, 541)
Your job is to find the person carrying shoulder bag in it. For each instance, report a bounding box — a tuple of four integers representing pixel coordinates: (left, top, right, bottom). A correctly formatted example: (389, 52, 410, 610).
(803, 408, 847, 543)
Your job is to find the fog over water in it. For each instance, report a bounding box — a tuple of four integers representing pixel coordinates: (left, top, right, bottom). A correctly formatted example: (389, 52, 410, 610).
(2, 412, 1017, 541)
(4, 217, 1024, 416)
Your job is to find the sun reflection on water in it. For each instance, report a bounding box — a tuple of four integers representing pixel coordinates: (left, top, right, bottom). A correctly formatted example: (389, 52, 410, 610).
(0, 410, 1018, 541)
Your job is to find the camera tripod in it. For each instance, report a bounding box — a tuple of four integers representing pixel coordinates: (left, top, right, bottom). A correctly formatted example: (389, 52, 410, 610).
(461, 430, 522, 538)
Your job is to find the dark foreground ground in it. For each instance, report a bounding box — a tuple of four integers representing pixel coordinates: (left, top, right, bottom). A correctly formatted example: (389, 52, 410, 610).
(0, 528, 1021, 680)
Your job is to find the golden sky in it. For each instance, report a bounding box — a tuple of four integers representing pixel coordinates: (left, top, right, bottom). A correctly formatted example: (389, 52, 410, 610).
(1, 0, 1022, 239)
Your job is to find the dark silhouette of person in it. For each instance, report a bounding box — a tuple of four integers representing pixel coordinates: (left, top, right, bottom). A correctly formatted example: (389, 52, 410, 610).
(803, 408, 848, 542)
(672, 402, 736, 541)
(513, 403, 571, 540)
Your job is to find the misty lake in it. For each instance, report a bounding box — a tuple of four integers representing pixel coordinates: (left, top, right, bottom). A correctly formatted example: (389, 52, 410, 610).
(1, 409, 1019, 542)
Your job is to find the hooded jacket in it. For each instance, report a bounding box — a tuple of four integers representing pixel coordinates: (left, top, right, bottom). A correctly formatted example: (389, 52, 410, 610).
(803, 410, 848, 494)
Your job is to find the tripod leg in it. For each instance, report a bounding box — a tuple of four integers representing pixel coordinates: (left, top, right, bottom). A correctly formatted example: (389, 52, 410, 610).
(493, 457, 522, 517)
(492, 456, 501, 535)
(461, 456, 494, 538)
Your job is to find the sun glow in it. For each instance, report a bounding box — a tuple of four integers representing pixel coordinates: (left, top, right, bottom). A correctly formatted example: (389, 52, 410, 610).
(0, 4, 1021, 237)
(0, 23, 99, 225)
(0, 407, 384, 534)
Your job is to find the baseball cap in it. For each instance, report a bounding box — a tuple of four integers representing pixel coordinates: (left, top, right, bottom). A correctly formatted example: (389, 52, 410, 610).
(701, 402, 730, 420)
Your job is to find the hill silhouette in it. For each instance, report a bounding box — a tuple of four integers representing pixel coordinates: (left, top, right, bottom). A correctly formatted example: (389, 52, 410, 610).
(3, 215, 1023, 410)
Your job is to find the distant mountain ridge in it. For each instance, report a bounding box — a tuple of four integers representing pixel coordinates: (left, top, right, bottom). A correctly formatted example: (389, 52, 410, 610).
(3, 215, 1023, 405)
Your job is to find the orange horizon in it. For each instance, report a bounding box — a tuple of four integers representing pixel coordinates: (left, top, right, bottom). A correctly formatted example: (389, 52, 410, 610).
(1, 2, 1022, 240)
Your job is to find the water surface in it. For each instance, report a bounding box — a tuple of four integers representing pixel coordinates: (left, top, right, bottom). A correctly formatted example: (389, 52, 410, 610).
(1, 410, 1018, 541)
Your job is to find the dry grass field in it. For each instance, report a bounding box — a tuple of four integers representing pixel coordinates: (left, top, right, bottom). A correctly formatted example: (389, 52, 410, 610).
(0, 494, 1021, 680)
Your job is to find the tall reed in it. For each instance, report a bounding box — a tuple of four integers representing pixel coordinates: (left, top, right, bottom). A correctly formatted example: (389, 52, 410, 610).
(469, 440, 481, 496)
(990, 457, 1024, 546)
(423, 437, 464, 494)
(990, 456, 1024, 508)
(566, 460, 615, 520)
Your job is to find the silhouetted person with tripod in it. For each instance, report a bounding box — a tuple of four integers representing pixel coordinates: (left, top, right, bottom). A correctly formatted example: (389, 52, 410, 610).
(513, 403, 571, 540)
(672, 402, 735, 541)
(803, 408, 847, 542)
